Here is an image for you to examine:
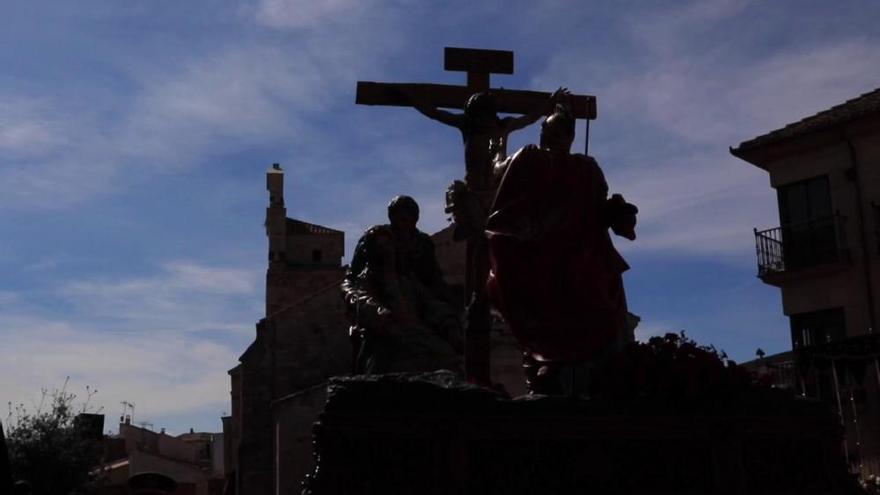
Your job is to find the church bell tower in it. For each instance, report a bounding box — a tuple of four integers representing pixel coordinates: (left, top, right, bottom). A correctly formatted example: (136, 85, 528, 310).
(266, 163, 287, 314)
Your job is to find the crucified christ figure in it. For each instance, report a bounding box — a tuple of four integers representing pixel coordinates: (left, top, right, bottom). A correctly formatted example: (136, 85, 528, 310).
(402, 87, 569, 190)
(395, 86, 568, 385)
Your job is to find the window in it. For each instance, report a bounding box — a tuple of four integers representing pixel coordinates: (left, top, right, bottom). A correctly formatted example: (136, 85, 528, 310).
(790, 307, 845, 349)
(777, 176, 838, 268)
(778, 176, 831, 225)
(312, 249, 322, 263)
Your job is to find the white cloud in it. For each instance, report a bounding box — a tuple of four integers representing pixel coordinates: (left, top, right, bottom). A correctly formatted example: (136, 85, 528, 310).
(602, 38, 880, 147)
(163, 261, 258, 295)
(61, 261, 261, 332)
(0, 121, 64, 155)
(22, 254, 76, 273)
(1, 314, 238, 424)
(0, 290, 22, 307)
(253, 0, 363, 29)
(730, 39, 880, 135)
(0, 98, 72, 156)
(2, 259, 261, 428)
(624, 0, 751, 59)
(0, 39, 370, 211)
(116, 46, 336, 169)
(633, 318, 685, 342)
(0, 95, 119, 209)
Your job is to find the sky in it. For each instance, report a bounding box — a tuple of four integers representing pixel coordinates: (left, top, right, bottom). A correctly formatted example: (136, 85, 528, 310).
(2, 0, 880, 434)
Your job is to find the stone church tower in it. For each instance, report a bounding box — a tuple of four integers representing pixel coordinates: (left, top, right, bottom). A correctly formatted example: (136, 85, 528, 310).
(224, 164, 350, 495)
(265, 163, 345, 315)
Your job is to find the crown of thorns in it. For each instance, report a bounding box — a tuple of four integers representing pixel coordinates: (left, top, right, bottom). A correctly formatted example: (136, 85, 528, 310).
(464, 92, 496, 116)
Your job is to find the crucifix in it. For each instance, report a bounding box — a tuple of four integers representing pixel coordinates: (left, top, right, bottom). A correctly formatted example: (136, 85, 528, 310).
(356, 47, 597, 384)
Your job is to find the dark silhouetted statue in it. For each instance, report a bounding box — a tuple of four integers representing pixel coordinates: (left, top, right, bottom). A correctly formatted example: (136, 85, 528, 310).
(343, 196, 462, 375)
(355, 47, 597, 384)
(487, 101, 638, 394)
(403, 88, 568, 387)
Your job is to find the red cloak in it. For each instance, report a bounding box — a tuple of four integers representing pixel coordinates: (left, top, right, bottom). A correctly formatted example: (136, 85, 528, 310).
(486, 145, 629, 363)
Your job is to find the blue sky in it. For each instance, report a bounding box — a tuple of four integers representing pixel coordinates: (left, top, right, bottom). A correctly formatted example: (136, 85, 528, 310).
(2, 0, 880, 434)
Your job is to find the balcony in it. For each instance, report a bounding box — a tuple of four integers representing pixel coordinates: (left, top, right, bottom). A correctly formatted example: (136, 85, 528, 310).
(754, 214, 848, 280)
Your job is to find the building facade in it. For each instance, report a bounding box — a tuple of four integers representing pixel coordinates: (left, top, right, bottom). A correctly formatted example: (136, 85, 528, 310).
(732, 87, 880, 475)
(97, 418, 225, 495)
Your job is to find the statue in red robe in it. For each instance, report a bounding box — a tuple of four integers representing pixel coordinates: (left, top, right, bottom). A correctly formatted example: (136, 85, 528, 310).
(486, 103, 637, 392)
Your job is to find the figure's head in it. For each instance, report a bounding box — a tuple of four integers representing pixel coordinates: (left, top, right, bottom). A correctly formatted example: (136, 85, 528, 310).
(464, 92, 498, 127)
(540, 103, 575, 153)
(387, 195, 419, 234)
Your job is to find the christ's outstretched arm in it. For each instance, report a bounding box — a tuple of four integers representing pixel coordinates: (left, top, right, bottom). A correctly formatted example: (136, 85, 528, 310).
(398, 87, 463, 128)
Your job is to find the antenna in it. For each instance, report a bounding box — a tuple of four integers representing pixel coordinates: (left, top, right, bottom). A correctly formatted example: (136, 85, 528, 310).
(120, 401, 135, 424)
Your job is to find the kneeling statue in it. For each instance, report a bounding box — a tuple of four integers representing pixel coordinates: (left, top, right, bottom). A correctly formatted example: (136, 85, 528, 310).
(343, 196, 463, 375)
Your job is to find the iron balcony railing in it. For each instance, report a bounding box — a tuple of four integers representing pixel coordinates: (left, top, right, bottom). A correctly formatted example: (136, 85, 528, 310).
(754, 214, 848, 278)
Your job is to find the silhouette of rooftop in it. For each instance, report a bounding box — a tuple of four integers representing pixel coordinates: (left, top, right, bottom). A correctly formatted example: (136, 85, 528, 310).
(285, 218, 343, 236)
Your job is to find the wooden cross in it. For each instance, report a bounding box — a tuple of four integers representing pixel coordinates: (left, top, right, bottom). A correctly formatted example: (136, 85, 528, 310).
(357, 47, 597, 120)
(355, 47, 597, 384)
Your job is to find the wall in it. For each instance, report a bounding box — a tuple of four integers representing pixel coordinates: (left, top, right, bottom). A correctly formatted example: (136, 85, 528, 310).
(286, 233, 344, 267)
(763, 129, 880, 339)
(235, 282, 349, 495)
(120, 423, 159, 455)
(432, 224, 467, 289)
(210, 433, 224, 476)
(266, 268, 345, 316)
(128, 450, 211, 495)
(273, 385, 328, 494)
(157, 433, 199, 463)
(270, 284, 351, 396)
(758, 125, 880, 478)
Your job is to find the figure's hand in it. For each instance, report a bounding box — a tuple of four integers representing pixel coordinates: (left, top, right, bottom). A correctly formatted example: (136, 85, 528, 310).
(551, 87, 570, 102)
(371, 306, 393, 335)
(608, 193, 638, 241)
(613, 214, 637, 241)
